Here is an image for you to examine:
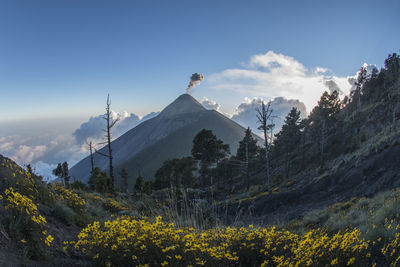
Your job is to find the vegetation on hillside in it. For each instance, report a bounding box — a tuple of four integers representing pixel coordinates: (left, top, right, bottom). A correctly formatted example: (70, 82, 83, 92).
(0, 52, 399, 266)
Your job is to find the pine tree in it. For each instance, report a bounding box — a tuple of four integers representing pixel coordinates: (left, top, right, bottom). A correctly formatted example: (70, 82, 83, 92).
(309, 91, 341, 168)
(236, 127, 259, 190)
(274, 107, 302, 181)
(134, 175, 145, 196)
(154, 157, 197, 189)
(52, 162, 71, 188)
(88, 167, 111, 193)
(351, 66, 367, 109)
(120, 167, 129, 193)
(192, 129, 230, 186)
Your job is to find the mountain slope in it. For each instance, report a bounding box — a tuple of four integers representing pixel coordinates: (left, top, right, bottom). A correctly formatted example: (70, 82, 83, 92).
(116, 109, 256, 184)
(70, 94, 261, 182)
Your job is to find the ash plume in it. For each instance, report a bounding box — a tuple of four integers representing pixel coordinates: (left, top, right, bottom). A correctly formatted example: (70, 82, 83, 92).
(186, 73, 204, 93)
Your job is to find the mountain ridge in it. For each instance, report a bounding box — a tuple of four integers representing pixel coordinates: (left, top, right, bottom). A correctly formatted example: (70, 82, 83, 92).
(70, 94, 261, 182)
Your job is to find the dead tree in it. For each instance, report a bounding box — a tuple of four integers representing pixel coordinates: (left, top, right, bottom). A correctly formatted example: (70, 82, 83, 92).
(256, 101, 274, 194)
(86, 140, 95, 173)
(95, 94, 119, 190)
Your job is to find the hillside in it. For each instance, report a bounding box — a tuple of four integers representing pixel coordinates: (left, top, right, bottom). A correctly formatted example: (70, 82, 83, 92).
(1, 52, 400, 266)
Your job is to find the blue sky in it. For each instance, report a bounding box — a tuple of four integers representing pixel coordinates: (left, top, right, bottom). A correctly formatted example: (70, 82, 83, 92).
(1, 0, 399, 122)
(0, 0, 399, 178)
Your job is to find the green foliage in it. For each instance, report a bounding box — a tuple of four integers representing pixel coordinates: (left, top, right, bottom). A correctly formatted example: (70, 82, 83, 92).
(88, 167, 112, 193)
(52, 162, 71, 188)
(236, 127, 259, 162)
(192, 129, 230, 184)
(273, 107, 302, 180)
(119, 167, 129, 193)
(70, 180, 88, 191)
(52, 201, 76, 226)
(154, 157, 197, 190)
(134, 175, 145, 195)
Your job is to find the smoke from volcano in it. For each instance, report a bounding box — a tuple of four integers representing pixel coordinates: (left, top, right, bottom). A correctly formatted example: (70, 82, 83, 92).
(186, 73, 204, 93)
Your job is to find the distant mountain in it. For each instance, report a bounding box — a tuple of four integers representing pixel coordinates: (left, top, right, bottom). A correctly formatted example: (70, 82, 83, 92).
(70, 94, 262, 183)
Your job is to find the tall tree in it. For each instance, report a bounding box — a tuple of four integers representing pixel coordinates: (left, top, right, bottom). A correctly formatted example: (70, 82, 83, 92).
(309, 90, 341, 168)
(256, 101, 274, 193)
(351, 66, 367, 109)
(274, 107, 302, 182)
(154, 157, 197, 189)
(134, 175, 145, 196)
(52, 162, 71, 188)
(88, 167, 111, 193)
(191, 129, 230, 186)
(120, 167, 129, 193)
(236, 127, 259, 190)
(86, 140, 95, 173)
(95, 94, 119, 191)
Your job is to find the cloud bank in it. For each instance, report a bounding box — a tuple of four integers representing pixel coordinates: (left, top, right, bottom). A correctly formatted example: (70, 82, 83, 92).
(0, 111, 159, 181)
(73, 111, 159, 145)
(207, 50, 353, 113)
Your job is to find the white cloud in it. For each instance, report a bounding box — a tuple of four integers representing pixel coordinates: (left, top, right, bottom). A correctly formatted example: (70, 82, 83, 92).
(73, 110, 159, 145)
(207, 50, 353, 113)
(201, 97, 220, 111)
(12, 145, 47, 164)
(32, 161, 57, 182)
(231, 96, 307, 136)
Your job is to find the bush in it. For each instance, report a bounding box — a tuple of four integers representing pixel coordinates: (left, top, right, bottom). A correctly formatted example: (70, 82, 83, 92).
(0, 187, 53, 259)
(71, 181, 88, 191)
(51, 183, 86, 213)
(52, 201, 76, 226)
(65, 216, 372, 266)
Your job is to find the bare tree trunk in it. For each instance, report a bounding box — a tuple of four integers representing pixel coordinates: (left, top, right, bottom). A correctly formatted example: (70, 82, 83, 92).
(264, 131, 270, 194)
(245, 140, 249, 191)
(106, 98, 115, 189)
(87, 141, 95, 173)
(96, 94, 119, 191)
(256, 101, 274, 194)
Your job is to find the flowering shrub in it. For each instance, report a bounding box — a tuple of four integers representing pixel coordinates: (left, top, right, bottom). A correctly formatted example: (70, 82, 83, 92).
(0, 157, 56, 205)
(83, 192, 127, 213)
(52, 183, 86, 213)
(66, 216, 372, 266)
(381, 221, 400, 266)
(0, 187, 53, 258)
(1, 158, 38, 198)
(104, 198, 128, 213)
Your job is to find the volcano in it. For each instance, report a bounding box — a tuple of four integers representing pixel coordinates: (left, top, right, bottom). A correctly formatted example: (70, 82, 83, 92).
(70, 94, 262, 184)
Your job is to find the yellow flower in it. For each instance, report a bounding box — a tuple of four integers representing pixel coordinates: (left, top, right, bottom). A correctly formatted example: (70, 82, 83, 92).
(347, 257, 355, 265)
(160, 261, 168, 266)
(20, 239, 27, 243)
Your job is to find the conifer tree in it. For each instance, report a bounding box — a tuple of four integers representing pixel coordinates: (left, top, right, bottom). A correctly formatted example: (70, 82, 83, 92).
(52, 162, 71, 188)
(120, 167, 129, 193)
(274, 107, 302, 181)
(134, 175, 145, 196)
(309, 91, 341, 168)
(192, 129, 230, 186)
(236, 127, 259, 190)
